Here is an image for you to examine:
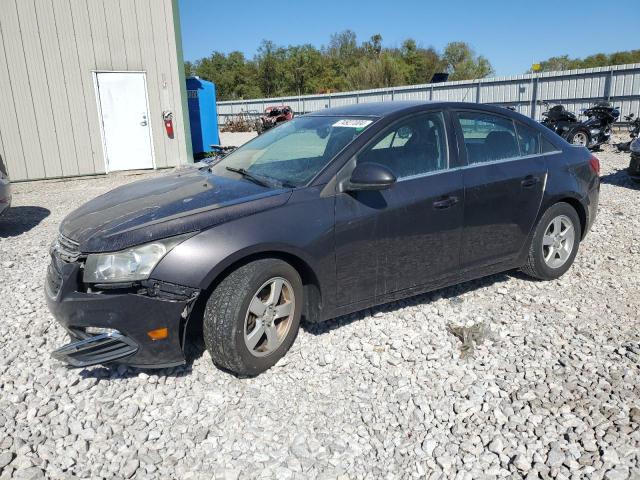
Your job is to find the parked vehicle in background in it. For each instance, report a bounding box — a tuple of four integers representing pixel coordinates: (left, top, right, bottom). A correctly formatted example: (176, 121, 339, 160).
(628, 137, 640, 182)
(540, 101, 619, 150)
(47, 101, 600, 376)
(616, 113, 640, 152)
(0, 165, 10, 216)
(257, 106, 294, 134)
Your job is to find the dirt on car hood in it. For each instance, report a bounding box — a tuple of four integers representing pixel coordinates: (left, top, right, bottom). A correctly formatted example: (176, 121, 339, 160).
(60, 168, 291, 253)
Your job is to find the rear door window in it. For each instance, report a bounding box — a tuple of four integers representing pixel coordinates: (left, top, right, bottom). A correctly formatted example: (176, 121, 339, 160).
(456, 112, 519, 164)
(515, 123, 541, 156)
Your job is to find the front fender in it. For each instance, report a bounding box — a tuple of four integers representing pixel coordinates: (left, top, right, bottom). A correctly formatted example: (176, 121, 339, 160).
(150, 186, 336, 311)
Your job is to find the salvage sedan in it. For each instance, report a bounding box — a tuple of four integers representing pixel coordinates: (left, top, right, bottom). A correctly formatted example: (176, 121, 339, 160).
(47, 102, 600, 375)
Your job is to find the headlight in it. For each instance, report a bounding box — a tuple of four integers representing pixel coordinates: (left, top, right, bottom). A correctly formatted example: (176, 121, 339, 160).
(83, 233, 193, 283)
(631, 139, 640, 154)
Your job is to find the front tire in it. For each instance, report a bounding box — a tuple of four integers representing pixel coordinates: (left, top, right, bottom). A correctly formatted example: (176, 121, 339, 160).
(521, 202, 581, 280)
(203, 259, 303, 376)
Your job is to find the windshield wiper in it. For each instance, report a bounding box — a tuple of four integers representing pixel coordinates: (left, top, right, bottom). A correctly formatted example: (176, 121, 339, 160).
(225, 166, 273, 188)
(225, 166, 296, 189)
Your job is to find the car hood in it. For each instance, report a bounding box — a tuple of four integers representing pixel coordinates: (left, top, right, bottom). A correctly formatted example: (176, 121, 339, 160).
(60, 168, 291, 253)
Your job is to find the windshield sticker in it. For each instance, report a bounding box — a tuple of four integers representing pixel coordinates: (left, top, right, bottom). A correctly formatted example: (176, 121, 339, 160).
(332, 119, 373, 129)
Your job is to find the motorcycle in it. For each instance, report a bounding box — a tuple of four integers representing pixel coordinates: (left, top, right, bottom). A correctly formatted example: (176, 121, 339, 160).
(539, 101, 620, 150)
(616, 113, 640, 152)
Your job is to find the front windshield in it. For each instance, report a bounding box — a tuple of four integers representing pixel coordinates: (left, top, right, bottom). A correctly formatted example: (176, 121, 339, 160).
(211, 116, 374, 187)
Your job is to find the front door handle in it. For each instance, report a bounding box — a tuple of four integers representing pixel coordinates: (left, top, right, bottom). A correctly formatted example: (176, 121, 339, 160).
(521, 175, 541, 188)
(433, 195, 459, 210)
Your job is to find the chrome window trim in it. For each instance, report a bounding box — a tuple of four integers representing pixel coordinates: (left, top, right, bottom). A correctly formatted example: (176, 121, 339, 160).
(396, 149, 561, 182)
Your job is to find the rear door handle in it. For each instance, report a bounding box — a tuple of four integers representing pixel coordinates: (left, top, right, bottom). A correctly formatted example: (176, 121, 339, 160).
(432, 195, 459, 210)
(521, 175, 541, 188)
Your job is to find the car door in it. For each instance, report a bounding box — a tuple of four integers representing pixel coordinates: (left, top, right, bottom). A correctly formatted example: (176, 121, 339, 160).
(453, 110, 547, 271)
(334, 110, 464, 307)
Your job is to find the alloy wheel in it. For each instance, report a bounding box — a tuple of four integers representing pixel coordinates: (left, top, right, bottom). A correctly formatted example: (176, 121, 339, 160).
(572, 132, 589, 147)
(542, 215, 575, 269)
(243, 277, 295, 357)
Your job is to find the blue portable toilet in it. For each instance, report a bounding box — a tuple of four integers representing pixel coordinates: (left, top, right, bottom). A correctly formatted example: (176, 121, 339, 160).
(186, 77, 220, 158)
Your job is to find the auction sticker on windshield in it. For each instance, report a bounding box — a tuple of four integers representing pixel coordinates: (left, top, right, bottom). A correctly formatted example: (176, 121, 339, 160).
(332, 119, 373, 128)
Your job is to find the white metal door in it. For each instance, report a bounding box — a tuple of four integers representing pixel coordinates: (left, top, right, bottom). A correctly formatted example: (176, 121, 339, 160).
(96, 72, 154, 171)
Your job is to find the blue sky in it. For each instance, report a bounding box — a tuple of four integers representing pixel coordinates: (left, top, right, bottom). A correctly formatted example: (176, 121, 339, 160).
(178, 0, 635, 77)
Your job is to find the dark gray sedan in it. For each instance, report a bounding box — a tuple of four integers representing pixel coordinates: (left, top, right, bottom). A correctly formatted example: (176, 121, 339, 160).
(47, 101, 600, 376)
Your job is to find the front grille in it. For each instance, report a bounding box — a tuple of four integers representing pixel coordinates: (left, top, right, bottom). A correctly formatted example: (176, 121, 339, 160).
(46, 234, 81, 298)
(55, 234, 81, 262)
(51, 332, 138, 367)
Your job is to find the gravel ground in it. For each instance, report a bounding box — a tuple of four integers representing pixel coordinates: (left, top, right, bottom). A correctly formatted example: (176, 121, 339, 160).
(0, 145, 638, 480)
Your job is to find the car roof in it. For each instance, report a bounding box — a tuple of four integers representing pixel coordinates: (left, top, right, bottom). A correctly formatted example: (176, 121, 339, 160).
(306, 101, 526, 119)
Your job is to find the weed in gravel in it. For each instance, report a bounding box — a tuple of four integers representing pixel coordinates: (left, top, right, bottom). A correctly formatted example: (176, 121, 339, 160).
(448, 322, 491, 358)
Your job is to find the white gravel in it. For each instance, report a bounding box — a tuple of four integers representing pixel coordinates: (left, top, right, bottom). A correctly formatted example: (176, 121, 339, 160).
(0, 145, 638, 479)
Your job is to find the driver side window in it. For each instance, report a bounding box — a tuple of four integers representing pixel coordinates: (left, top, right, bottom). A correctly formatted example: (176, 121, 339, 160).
(358, 112, 448, 179)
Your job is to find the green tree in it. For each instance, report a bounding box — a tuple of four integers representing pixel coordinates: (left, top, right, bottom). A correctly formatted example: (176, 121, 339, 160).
(184, 32, 498, 100)
(442, 42, 493, 81)
(533, 50, 640, 73)
(401, 39, 441, 84)
(284, 44, 325, 95)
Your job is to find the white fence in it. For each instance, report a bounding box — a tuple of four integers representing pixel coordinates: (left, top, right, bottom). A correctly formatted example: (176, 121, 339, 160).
(216, 63, 640, 125)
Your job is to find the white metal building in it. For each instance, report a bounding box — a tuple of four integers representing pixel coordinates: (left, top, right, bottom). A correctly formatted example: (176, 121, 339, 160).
(0, 0, 192, 182)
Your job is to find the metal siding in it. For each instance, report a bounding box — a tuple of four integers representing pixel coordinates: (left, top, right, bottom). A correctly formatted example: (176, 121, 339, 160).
(163, 0, 188, 166)
(52, 0, 96, 176)
(151, 1, 177, 168)
(0, 13, 27, 180)
(25, 0, 65, 175)
(70, 0, 105, 174)
(87, 0, 112, 70)
(135, 0, 167, 168)
(120, 0, 143, 70)
(35, 0, 79, 177)
(0, 0, 184, 181)
(3, 0, 48, 179)
(104, 0, 128, 71)
(218, 64, 640, 128)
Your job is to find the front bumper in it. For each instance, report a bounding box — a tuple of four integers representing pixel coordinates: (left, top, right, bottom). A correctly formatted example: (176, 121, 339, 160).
(46, 251, 199, 369)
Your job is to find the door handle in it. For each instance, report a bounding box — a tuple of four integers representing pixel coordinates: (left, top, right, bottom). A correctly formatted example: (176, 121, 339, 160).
(432, 195, 459, 210)
(140, 121, 148, 126)
(521, 175, 540, 188)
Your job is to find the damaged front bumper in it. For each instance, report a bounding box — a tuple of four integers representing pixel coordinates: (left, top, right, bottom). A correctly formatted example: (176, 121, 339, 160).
(46, 250, 200, 369)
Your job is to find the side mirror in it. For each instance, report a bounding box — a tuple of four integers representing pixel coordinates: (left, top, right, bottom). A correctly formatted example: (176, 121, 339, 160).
(346, 162, 396, 191)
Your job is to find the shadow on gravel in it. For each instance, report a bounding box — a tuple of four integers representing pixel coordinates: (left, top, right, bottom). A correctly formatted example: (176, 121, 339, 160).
(303, 271, 513, 336)
(0, 206, 50, 237)
(600, 168, 640, 190)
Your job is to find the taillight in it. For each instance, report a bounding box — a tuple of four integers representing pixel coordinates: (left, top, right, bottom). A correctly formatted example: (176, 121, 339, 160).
(589, 155, 600, 176)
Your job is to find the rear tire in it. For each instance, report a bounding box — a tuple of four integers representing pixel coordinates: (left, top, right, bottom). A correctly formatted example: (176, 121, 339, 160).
(566, 129, 591, 148)
(521, 202, 581, 280)
(203, 259, 302, 376)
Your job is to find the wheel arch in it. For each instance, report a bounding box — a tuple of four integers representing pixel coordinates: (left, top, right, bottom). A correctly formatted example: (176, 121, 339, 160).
(541, 194, 587, 239)
(182, 247, 324, 349)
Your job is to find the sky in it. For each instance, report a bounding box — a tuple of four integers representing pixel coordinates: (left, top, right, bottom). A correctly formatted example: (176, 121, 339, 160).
(178, 0, 635, 77)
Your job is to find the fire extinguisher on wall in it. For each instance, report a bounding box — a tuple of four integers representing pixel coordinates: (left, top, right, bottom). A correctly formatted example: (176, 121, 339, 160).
(163, 111, 174, 139)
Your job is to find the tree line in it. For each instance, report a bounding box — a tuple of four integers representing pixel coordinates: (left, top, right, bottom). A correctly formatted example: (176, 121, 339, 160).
(184, 30, 640, 101)
(184, 31, 492, 101)
(533, 50, 640, 72)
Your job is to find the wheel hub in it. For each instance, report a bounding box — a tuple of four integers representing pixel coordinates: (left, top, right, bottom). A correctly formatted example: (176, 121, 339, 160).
(243, 277, 295, 357)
